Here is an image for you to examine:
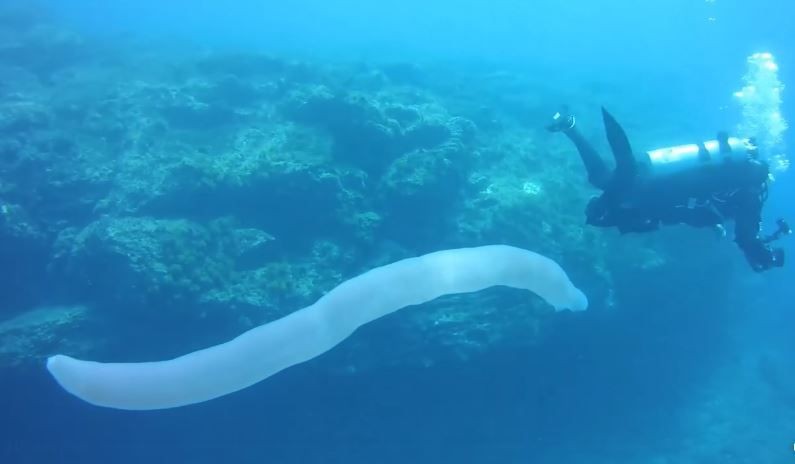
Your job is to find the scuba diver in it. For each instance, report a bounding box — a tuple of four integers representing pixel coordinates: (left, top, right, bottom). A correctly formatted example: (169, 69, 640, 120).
(547, 107, 790, 272)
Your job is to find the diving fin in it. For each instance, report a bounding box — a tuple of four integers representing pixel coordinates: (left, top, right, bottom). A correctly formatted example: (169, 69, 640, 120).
(601, 107, 637, 181)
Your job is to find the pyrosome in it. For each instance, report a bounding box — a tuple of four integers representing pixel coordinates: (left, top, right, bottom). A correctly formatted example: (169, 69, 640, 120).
(47, 245, 587, 410)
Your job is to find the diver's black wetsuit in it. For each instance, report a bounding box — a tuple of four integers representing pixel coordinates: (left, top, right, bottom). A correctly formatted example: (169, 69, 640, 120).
(550, 107, 788, 272)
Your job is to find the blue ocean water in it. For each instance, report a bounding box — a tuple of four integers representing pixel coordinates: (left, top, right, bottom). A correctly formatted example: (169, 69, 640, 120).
(1, 1, 794, 463)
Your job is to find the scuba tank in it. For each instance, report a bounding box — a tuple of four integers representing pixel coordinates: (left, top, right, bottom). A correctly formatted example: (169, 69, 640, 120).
(635, 132, 769, 197)
(601, 109, 770, 201)
(601, 110, 765, 192)
(641, 132, 760, 177)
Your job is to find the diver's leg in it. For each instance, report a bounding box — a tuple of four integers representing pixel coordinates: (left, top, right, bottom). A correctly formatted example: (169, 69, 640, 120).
(601, 107, 637, 187)
(566, 128, 612, 189)
(547, 110, 611, 189)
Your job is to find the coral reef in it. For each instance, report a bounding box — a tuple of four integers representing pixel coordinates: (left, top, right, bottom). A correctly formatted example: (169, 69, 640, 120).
(50, 217, 268, 315)
(0, 305, 94, 366)
(0, 201, 50, 312)
(0, 5, 787, 464)
(282, 84, 462, 174)
(0, 8, 711, 374)
(0, 5, 91, 81)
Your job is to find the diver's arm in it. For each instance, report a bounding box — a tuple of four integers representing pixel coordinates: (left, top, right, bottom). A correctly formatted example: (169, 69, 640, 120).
(733, 188, 785, 271)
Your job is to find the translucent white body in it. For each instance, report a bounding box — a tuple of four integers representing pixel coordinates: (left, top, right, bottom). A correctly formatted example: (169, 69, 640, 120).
(47, 245, 587, 411)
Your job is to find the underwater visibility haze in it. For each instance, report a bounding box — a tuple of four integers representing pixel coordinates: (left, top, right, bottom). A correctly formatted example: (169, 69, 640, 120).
(0, 0, 794, 463)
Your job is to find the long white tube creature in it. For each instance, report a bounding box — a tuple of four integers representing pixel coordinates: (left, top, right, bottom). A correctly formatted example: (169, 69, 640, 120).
(47, 245, 587, 410)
